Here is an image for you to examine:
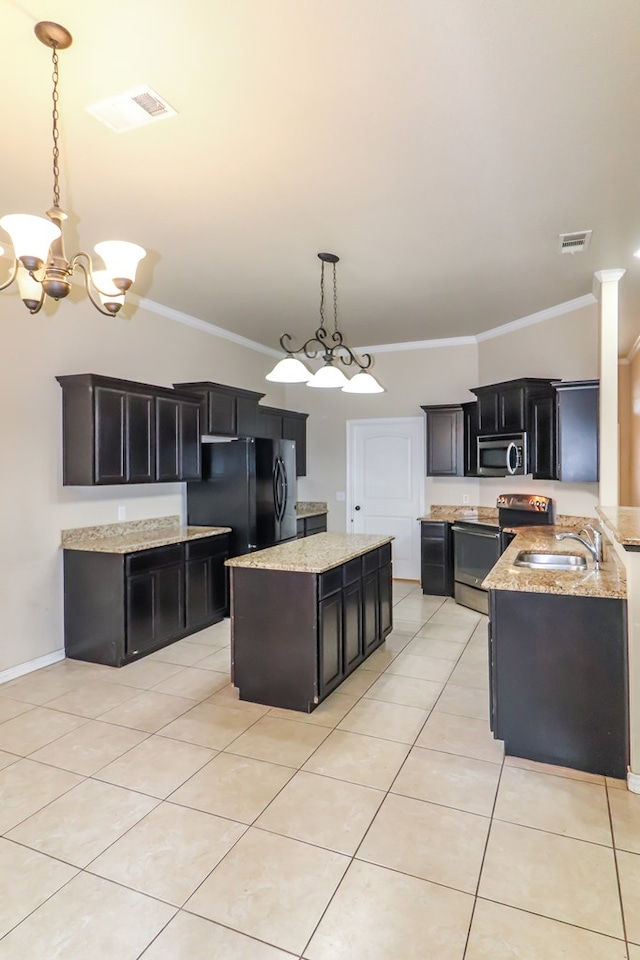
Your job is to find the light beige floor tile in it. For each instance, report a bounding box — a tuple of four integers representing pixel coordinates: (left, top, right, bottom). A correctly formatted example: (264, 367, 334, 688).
(7, 777, 158, 867)
(170, 752, 294, 822)
(304, 858, 474, 960)
(0, 750, 19, 772)
(429, 607, 482, 629)
(152, 666, 229, 701)
(0, 699, 33, 723)
(148, 639, 214, 666)
(337, 698, 429, 744)
(89, 801, 245, 906)
(337, 667, 378, 697)
(606, 776, 627, 790)
(269, 692, 358, 728)
(384, 652, 454, 683)
(389, 618, 427, 636)
(0, 838, 78, 937)
(479, 820, 624, 938)
(403, 636, 466, 661)
(382, 631, 414, 653)
(28, 719, 147, 775)
(416, 711, 503, 764)
(98, 690, 195, 733)
(391, 581, 418, 601)
(630, 947, 640, 960)
(95, 735, 215, 798)
(617, 849, 640, 944)
(494, 765, 612, 845)
(189, 647, 231, 673)
(364, 673, 442, 710)
(141, 912, 295, 960)
(256, 770, 384, 854)
(160, 701, 259, 750)
(447, 658, 489, 690)
(0, 670, 78, 705)
(360, 647, 398, 673)
(99, 658, 184, 689)
(206, 683, 272, 715)
(182, 625, 231, 649)
(609, 787, 640, 853)
(303, 730, 410, 790)
(226, 716, 330, 768)
(357, 792, 489, 893)
(504, 753, 605, 784)
(186, 827, 349, 955)
(0, 706, 87, 756)
(466, 898, 627, 960)
(415, 622, 476, 643)
(391, 746, 501, 817)
(433, 683, 490, 721)
(393, 598, 446, 620)
(0, 758, 82, 833)
(44, 680, 140, 718)
(0, 871, 175, 960)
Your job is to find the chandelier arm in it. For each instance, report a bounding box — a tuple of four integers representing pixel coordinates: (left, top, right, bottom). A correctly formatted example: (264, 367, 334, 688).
(0, 258, 20, 293)
(73, 260, 123, 316)
(332, 343, 373, 371)
(70, 251, 124, 297)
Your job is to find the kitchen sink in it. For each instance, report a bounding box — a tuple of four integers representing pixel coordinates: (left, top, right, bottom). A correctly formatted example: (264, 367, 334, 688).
(513, 551, 588, 571)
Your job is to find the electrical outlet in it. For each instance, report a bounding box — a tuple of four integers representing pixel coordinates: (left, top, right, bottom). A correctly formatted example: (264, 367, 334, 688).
(117, 505, 126, 521)
(462, 495, 470, 504)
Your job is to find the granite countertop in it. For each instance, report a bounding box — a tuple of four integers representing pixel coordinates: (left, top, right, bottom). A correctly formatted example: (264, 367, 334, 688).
(483, 526, 626, 599)
(61, 515, 231, 554)
(226, 532, 393, 574)
(296, 501, 328, 519)
(418, 506, 499, 526)
(597, 506, 640, 550)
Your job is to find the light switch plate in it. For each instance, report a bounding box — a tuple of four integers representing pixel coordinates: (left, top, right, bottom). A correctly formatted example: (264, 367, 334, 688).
(118, 505, 127, 521)
(336, 491, 346, 501)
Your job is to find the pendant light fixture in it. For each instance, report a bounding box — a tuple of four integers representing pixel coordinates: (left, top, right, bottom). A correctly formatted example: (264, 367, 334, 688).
(266, 253, 384, 393)
(0, 22, 145, 316)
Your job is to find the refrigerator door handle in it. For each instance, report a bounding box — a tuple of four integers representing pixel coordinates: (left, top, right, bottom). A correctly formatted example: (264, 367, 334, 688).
(281, 457, 289, 513)
(274, 457, 285, 524)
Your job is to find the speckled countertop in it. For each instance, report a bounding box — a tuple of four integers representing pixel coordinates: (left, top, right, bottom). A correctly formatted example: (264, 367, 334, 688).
(296, 501, 328, 519)
(418, 506, 499, 525)
(483, 526, 626, 599)
(226, 532, 393, 574)
(61, 516, 231, 554)
(597, 506, 640, 550)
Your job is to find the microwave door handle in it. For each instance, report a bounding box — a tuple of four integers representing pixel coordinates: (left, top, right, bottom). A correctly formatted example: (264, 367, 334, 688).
(506, 441, 519, 475)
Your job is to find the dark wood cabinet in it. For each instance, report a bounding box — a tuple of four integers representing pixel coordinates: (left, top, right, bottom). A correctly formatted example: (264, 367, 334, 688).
(422, 405, 464, 477)
(420, 521, 454, 596)
(257, 406, 309, 476)
(173, 381, 265, 438)
(231, 542, 393, 711)
(470, 379, 557, 437)
(297, 513, 328, 538)
(529, 393, 556, 481)
(255, 407, 282, 440)
(462, 401, 478, 476)
(489, 588, 628, 778)
(57, 374, 202, 485)
(555, 380, 599, 482)
(63, 533, 230, 667)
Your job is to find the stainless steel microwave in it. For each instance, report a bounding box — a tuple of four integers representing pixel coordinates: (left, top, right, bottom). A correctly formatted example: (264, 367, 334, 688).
(477, 433, 527, 476)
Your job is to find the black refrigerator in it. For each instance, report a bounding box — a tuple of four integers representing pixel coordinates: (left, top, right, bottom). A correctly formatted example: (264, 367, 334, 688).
(186, 438, 297, 557)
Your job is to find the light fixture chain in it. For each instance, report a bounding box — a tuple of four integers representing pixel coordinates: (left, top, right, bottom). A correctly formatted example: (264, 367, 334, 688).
(319, 259, 326, 328)
(333, 262, 338, 333)
(51, 45, 61, 209)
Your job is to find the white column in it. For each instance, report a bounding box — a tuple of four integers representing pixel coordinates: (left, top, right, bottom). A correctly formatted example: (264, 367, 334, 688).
(594, 268, 625, 506)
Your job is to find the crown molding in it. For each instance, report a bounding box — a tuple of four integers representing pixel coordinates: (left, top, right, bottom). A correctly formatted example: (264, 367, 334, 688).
(594, 268, 626, 284)
(355, 335, 477, 354)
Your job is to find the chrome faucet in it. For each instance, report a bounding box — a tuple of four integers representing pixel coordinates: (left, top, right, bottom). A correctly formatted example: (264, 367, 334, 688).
(555, 523, 604, 567)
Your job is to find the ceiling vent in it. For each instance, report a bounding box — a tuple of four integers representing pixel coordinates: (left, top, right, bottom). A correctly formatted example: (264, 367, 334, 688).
(86, 86, 177, 133)
(558, 230, 592, 254)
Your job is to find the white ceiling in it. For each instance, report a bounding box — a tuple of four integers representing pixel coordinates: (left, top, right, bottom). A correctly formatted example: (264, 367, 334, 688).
(2, 0, 640, 353)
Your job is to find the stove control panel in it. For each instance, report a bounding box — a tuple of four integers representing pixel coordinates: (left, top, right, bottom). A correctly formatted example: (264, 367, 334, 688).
(496, 493, 552, 513)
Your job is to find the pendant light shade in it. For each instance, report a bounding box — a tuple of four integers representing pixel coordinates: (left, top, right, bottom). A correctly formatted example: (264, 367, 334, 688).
(265, 356, 312, 383)
(0, 214, 61, 269)
(342, 371, 384, 393)
(94, 241, 146, 289)
(307, 362, 350, 389)
(92, 271, 126, 314)
(266, 252, 384, 394)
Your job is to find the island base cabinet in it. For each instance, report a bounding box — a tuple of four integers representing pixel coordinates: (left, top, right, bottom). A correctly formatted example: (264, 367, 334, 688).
(231, 545, 393, 711)
(489, 589, 628, 779)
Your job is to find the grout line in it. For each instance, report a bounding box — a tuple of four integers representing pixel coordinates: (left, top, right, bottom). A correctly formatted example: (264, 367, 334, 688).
(605, 780, 631, 955)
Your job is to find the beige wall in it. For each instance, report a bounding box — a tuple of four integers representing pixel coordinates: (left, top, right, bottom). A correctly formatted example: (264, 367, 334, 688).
(619, 361, 632, 505)
(0, 293, 286, 674)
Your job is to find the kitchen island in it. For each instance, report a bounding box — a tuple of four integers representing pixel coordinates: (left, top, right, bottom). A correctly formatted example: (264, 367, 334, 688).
(226, 533, 393, 711)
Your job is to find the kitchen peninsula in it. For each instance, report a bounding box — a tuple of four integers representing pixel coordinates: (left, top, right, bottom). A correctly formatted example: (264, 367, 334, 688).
(227, 533, 393, 711)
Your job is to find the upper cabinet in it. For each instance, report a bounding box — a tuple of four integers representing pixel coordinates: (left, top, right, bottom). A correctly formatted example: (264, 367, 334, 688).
(470, 379, 558, 435)
(172, 382, 265, 438)
(421, 405, 464, 477)
(57, 374, 202, 486)
(555, 380, 599, 482)
(255, 405, 309, 476)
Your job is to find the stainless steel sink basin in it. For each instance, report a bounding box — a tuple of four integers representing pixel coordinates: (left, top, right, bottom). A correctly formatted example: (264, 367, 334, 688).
(513, 551, 588, 571)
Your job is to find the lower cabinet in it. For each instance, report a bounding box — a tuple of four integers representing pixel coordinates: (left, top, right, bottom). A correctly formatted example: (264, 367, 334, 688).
(63, 534, 230, 667)
(489, 589, 628, 778)
(421, 521, 454, 596)
(296, 513, 328, 538)
(232, 542, 393, 711)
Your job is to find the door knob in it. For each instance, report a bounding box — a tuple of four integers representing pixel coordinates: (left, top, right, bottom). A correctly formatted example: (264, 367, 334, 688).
(354, 505, 361, 511)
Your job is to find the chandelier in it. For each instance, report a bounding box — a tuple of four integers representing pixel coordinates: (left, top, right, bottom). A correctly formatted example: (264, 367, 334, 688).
(0, 22, 145, 316)
(266, 253, 384, 393)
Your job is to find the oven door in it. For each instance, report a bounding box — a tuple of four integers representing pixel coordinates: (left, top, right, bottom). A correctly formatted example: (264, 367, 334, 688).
(452, 524, 501, 589)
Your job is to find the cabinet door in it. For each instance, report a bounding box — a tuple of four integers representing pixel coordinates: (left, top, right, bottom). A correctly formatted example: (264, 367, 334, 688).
(155, 396, 180, 481)
(256, 411, 283, 440)
(424, 406, 463, 476)
(282, 415, 307, 476)
(378, 564, 392, 637)
(556, 382, 599, 482)
(126, 392, 155, 483)
(236, 396, 258, 438)
(499, 385, 526, 432)
(421, 522, 453, 596)
(319, 592, 343, 697)
(185, 537, 229, 630)
(343, 579, 363, 672)
(362, 570, 379, 653)
(208, 390, 237, 436)
(185, 558, 209, 632)
(155, 564, 184, 642)
(463, 402, 478, 476)
(125, 572, 155, 656)
(530, 394, 556, 480)
(178, 400, 201, 480)
(95, 387, 127, 483)
(477, 391, 499, 434)
(208, 537, 229, 618)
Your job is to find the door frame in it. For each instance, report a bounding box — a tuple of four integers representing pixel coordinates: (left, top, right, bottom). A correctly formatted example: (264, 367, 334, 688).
(346, 417, 425, 578)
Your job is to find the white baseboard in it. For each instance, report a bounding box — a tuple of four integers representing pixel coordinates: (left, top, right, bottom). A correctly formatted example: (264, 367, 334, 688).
(627, 771, 640, 794)
(0, 649, 65, 686)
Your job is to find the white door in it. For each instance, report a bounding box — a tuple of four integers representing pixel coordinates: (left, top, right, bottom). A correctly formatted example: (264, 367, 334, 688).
(347, 418, 424, 580)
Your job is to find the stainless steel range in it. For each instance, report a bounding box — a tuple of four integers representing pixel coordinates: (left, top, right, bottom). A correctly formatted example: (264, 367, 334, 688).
(453, 494, 554, 614)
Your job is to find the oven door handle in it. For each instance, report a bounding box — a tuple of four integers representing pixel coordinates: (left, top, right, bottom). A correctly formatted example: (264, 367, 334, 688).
(452, 525, 500, 539)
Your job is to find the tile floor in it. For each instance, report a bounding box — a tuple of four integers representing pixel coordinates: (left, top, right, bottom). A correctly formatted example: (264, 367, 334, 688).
(0, 583, 637, 958)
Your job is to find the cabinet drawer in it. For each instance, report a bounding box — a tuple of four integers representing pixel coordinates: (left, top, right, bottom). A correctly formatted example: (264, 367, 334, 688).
(343, 557, 362, 586)
(319, 567, 342, 598)
(363, 549, 379, 575)
(377, 543, 392, 568)
(185, 536, 224, 562)
(126, 544, 183, 574)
